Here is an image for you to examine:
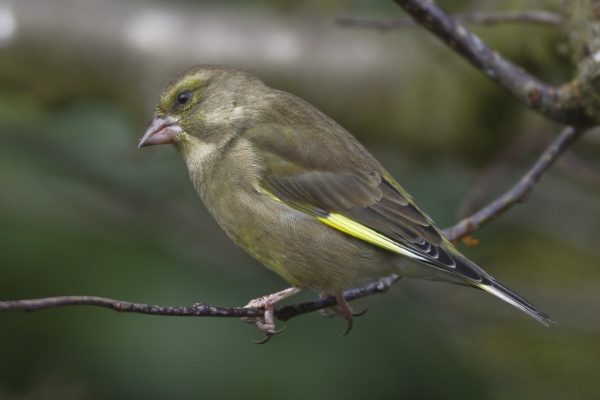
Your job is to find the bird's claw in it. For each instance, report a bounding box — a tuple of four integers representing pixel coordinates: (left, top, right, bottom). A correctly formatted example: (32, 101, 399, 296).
(252, 335, 272, 345)
(318, 304, 368, 319)
(242, 287, 302, 344)
(251, 324, 287, 345)
(242, 287, 368, 341)
(318, 308, 337, 318)
(334, 293, 362, 336)
(243, 305, 284, 344)
(352, 307, 369, 317)
(334, 294, 352, 336)
(317, 292, 368, 334)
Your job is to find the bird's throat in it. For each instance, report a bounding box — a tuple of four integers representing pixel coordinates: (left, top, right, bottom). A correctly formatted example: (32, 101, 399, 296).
(178, 139, 219, 193)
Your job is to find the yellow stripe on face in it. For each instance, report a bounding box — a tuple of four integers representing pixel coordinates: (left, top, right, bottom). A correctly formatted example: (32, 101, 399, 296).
(317, 212, 426, 262)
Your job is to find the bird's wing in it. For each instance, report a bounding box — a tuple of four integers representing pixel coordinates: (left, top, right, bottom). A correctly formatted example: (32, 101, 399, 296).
(244, 122, 556, 326)
(244, 122, 483, 281)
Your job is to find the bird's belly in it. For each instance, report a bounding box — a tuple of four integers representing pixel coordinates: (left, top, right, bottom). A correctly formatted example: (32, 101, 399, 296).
(207, 191, 394, 293)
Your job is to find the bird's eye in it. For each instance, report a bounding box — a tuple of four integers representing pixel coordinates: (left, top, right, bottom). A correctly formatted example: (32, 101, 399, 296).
(176, 90, 192, 105)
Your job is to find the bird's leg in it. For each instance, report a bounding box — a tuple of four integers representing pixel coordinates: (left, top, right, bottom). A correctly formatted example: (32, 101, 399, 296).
(243, 287, 302, 344)
(318, 292, 368, 319)
(318, 292, 368, 335)
(318, 293, 338, 318)
(319, 275, 399, 322)
(335, 293, 355, 336)
(327, 274, 399, 332)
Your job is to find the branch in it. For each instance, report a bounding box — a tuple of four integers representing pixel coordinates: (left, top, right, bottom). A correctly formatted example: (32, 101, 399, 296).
(0, 276, 400, 322)
(391, 0, 592, 126)
(443, 126, 583, 241)
(337, 10, 563, 31)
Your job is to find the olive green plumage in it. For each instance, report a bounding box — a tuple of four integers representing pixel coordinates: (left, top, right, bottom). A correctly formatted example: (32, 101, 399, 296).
(139, 65, 554, 326)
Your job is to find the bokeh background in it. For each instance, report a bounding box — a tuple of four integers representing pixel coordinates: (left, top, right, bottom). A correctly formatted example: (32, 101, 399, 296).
(1, 0, 599, 399)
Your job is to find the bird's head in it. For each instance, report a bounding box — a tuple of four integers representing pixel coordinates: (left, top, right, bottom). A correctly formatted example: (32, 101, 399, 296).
(138, 65, 264, 150)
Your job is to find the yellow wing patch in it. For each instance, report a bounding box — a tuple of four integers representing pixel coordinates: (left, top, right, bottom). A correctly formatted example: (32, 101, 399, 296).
(318, 212, 427, 261)
(259, 188, 427, 261)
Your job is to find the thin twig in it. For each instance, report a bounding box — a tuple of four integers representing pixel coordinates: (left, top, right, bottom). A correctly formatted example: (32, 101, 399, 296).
(337, 10, 562, 31)
(0, 276, 400, 322)
(392, 0, 591, 126)
(443, 126, 582, 241)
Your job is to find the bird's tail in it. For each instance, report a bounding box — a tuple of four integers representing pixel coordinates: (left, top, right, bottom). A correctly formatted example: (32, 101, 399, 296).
(474, 279, 556, 326)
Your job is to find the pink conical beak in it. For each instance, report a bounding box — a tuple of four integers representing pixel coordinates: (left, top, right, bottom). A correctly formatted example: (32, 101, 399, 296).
(138, 116, 182, 148)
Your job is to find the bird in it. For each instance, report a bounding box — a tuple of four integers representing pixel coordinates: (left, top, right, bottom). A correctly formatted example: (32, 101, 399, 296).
(138, 65, 554, 342)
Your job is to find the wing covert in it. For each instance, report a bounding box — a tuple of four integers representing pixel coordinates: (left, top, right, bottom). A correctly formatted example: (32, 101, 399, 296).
(244, 122, 472, 276)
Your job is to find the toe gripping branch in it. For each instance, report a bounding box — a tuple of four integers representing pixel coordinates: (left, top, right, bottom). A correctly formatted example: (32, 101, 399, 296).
(243, 287, 302, 344)
(245, 274, 399, 344)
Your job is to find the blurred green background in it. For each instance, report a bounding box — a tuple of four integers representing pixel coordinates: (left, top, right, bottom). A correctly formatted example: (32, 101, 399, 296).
(1, 0, 599, 399)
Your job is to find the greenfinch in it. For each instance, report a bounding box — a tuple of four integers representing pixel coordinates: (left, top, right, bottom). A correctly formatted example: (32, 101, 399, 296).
(139, 65, 553, 340)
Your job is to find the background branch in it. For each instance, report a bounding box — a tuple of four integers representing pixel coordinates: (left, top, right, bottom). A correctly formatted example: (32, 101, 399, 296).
(337, 10, 562, 31)
(392, 0, 592, 126)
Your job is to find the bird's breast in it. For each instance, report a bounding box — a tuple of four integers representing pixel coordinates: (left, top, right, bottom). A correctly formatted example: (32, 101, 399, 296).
(190, 138, 394, 291)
